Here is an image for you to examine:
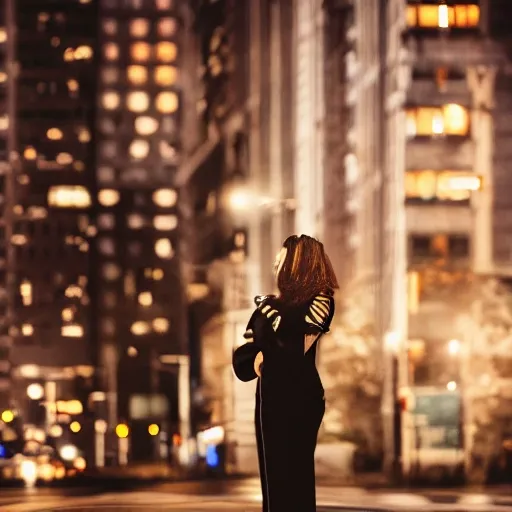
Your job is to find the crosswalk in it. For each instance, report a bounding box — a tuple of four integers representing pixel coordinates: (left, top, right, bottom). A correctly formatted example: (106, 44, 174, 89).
(3, 480, 512, 512)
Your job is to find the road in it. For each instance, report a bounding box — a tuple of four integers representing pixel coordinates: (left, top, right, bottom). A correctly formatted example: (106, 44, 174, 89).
(1, 478, 512, 511)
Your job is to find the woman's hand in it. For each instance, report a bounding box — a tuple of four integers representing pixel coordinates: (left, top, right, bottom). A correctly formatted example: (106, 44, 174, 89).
(254, 351, 264, 377)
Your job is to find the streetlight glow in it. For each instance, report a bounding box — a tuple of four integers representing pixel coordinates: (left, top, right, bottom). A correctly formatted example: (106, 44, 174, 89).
(26, 383, 44, 400)
(448, 339, 461, 356)
(228, 188, 253, 211)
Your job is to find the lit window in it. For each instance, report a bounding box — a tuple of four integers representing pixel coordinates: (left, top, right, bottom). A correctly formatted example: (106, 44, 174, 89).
(103, 19, 117, 35)
(48, 186, 92, 208)
(156, 42, 177, 63)
(154, 66, 177, 86)
(156, 0, 173, 9)
(74, 45, 93, 60)
(131, 42, 151, 62)
(20, 280, 32, 306)
(155, 238, 174, 259)
(67, 78, 79, 94)
(102, 68, 118, 84)
(62, 308, 73, 322)
(130, 18, 150, 37)
(127, 65, 147, 85)
(153, 188, 177, 207)
(0, 28, 7, 43)
(153, 318, 169, 333)
(135, 116, 158, 135)
(63, 47, 75, 61)
(131, 321, 150, 336)
(47, 127, 63, 140)
(0, 114, 9, 130)
(11, 234, 28, 246)
(74, 161, 85, 172)
(77, 127, 91, 143)
(158, 18, 177, 37)
(406, 170, 481, 202)
(22, 324, 34, 336)
(127, 214, 145, 229)
(102, 91, 120, 110)
(406, 105, 469, 137)
(406, 4, 479, 29)
(138, 291, 153, 306)
(103, 263, 121, 281)
(150, 268, 163, 280)
(155, 92, 178, 113)
(62, 324, 84, 338)
(56, 152, 73, 165)
(0, 72, 7, 83)
(104, 42, 119, 61)
(23, 146, 37, 160)
(153, 215, 178, 231)
(129, 140, 150, 160)
(98, 189, 120, 207)
(97, 166, 115, 183)
(127, 91, 150, 112)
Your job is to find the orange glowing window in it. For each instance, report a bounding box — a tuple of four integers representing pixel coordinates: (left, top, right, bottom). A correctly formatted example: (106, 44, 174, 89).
(406, 4, 480, 29)
(405, 170, 481, 202)
(406, 105, 470, 137)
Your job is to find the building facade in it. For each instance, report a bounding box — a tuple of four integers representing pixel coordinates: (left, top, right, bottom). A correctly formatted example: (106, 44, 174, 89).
(0, 0, 97, 452)
(95, 0, 186, 460)
(326, 0, 512, 480)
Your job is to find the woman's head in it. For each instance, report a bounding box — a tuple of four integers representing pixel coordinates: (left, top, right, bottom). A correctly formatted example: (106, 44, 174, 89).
(274, 235, 339, 304)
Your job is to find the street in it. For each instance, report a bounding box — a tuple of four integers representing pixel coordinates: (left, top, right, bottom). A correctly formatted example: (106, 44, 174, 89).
(2, 478, 512, 511)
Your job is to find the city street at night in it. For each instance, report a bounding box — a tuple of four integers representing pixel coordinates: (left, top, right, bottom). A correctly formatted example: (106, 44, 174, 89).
(2, 478, 512, 511)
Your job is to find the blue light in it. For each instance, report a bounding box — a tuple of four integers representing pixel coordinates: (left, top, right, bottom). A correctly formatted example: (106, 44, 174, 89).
(205, 444, 219, 468)
(0, 444, 6, 458)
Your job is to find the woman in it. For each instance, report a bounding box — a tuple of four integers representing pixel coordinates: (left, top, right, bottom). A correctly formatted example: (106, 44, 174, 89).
(232, 234, 339, 512)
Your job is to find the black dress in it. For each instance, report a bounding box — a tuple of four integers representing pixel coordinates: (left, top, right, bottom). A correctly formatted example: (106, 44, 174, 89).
(233, 293, 335, 512)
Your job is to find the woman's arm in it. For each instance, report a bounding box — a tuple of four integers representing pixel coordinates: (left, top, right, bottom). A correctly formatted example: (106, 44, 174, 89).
(232, 309, 265, 382)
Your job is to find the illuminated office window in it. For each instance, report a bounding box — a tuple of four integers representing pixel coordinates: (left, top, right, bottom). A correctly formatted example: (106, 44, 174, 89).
(158, 18, 177, 37)
(406, 105, 469, 137)
(48, 186, 92, 208)
(155, 92, 178, 113)
(131, 42, 151, 62)
(154, 66, 177, 86)
(127, 65, 148, 85)
(127, 91, 150, 112)
(103, 42, 119, 61)
(405, 170, 481, 202)
(130, 18, 150, 38)
(156, 42, 177, 63)
(406, 4, 480, 29)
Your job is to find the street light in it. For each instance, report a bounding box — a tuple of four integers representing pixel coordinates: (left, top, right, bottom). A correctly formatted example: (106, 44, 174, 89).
(26, 383, 44, 400)
(226, 183, 296, 213)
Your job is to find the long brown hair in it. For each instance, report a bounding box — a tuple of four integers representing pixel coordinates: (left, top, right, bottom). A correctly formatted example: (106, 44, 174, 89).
(277, 235, 339, 305)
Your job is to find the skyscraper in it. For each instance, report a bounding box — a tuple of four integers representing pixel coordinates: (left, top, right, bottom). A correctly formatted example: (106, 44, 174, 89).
(0, 0, 97, 426)
(96, 0, 185, 459)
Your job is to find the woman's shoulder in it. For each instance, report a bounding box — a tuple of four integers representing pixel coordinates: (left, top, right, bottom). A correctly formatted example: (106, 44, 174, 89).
(304, 292, 335, 333)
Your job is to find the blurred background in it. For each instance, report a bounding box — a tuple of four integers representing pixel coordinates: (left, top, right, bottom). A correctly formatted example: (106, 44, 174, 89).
(0, 0, 511, 490)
